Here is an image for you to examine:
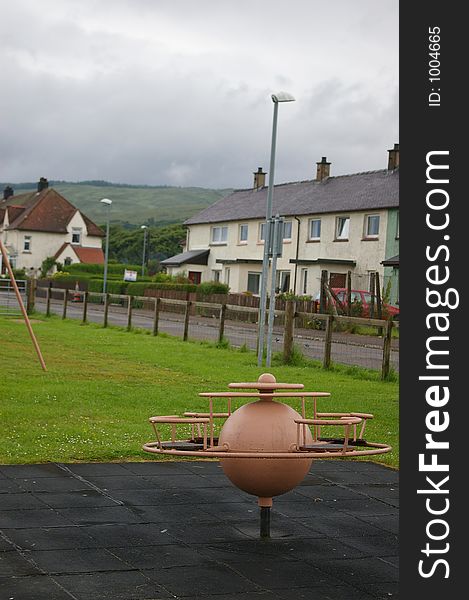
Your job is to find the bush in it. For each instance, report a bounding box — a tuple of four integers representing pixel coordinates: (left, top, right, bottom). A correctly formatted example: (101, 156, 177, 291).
(197, 281, 230, 296)
(88, 279, 127, 295)
(126, 282, 148, 297)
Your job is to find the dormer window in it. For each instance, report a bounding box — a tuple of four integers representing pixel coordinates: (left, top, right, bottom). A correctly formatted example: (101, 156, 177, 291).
(71, 228, 82, 244)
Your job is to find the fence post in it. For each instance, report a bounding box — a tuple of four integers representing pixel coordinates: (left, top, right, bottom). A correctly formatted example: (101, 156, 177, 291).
(82, 291, 89, 324)
(46, 281, 52, 317)
(375, 271, 383, 335)
(283, 300, 296, 363)
(323, 315, 334, 369)
(127, 295, 133, 331)
(62, 288, 68, 319)
(183, 301, 191, 341)
(153, 297, 161, 336)
(103, 293, 110, 328)
(218, 303, 227, 343)
(369, 272, 376, 318)
(381, 317, 393, 379)
(319, 270, 328, 314)
(346, 271, 352, 317)
(26, 278, 36, 314)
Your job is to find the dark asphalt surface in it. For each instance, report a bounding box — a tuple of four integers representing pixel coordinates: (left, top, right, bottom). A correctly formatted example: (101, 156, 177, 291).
(0, 460, 398, 599)
(31, 298, 399, 372)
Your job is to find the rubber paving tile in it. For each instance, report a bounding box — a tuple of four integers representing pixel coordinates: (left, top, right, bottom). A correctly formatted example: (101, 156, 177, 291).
(0, 460, 399, 599)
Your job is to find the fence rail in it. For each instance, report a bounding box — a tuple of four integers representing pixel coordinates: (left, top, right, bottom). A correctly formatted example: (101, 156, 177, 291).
(35, 285, 398, 379)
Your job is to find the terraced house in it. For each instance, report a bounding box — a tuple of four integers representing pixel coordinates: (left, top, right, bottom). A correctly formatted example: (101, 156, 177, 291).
(162, 144, 400, 304)
(0, 178, 104, 276)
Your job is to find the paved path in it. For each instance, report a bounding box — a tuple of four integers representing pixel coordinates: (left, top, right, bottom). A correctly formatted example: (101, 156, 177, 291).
(33, 298, 399, 372)
(0, 460, 398, 599)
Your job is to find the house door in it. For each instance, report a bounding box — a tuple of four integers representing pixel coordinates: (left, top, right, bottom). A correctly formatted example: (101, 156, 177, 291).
(329, 272, 346, 288)
(188, 271, 201, 284)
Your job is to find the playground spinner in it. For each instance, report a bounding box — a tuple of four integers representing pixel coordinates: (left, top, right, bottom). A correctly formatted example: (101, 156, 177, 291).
(143, 373, 391, 537)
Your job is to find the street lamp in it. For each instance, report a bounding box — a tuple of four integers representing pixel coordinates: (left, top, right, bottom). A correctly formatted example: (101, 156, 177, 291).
(141, 225, 148, 276)
(100, 198, 112, 294)
(257, 91, 296, 367)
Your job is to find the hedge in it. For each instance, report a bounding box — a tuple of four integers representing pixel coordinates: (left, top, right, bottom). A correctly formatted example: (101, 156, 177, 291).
(197, 282, 229, 296)
(66, 263, 142, 276)
(88, 279, 128, 295)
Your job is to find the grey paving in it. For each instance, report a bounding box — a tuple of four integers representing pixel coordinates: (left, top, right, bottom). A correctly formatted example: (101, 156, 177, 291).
(0, 460, 399, 599)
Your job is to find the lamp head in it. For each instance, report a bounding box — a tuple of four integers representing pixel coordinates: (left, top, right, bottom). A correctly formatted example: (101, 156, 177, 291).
(100, 198, 112, 206)
(271, 91, 296, 103)
(141, 225, 147, 229)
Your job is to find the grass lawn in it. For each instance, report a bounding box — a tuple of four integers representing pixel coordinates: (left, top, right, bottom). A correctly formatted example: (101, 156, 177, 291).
(0, 315, 399, 467)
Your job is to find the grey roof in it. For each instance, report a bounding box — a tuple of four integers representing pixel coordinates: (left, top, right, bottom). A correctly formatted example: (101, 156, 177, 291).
(185, 169, 399, 225)
(160, 249, 209, 267)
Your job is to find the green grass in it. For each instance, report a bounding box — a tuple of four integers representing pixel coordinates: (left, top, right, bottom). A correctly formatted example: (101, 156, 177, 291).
(0, 316, 399, 467)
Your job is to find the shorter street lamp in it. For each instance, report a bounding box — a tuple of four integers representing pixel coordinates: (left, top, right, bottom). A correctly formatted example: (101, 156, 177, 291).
(141, 225, 148, 276)
(100, 198, 112, 294)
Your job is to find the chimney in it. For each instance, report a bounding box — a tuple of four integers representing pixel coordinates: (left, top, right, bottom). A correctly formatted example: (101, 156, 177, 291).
(316, 157, 331, 182)
(3, 185, 14, 200)
(387, 143, 399, 170)
(253, 167, 266, 190)
(37, 177, 49, 192)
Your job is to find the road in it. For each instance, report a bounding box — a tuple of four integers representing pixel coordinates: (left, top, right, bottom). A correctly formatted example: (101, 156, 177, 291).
(29, 297, 399, 372)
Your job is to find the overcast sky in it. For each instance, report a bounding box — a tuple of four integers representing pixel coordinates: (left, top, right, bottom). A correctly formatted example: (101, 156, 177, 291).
(1, 0, 398, 189)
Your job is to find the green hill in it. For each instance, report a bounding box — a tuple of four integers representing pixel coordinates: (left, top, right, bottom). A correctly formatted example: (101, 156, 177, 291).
(5, 181, 231, 227)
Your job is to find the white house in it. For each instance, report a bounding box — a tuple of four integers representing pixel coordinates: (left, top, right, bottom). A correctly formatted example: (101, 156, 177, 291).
(162, 145, 400, 300)
(0, 178, 105, 275)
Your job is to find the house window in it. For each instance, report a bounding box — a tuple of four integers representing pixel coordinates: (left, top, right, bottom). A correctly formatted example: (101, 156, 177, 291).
(309, 219, 321, 240)
(283, 221, 292, 240)
(23, 236, 31, 252)
(71, 228, 82, 244)
(335, 216, 350, 240)
(224, 267, 230, 286)
(277, 270, 291, 293)
(64, 257, 72, 266)
(301, 268, 308, 295)
(258, 222, 266, 242)
(211, 226, 228, 244)
(212, 270, 221, 282)
(238, 224, 248, 243)
(247, 272, 261, 295)
(364, 214, 380, 239)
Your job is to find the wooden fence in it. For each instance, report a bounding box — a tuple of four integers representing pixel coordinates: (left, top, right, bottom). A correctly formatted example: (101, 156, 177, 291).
(36, 286, 397, 379)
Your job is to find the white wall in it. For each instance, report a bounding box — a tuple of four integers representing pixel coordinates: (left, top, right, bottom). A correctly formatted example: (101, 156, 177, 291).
(2, 210, 102, 272)
(185, 209, 390, 295)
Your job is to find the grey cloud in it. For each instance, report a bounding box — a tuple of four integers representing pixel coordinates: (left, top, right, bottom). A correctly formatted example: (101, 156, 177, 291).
(0, 0, 398, 188)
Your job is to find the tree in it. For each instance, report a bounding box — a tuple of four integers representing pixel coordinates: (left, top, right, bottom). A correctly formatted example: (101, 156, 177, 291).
(106, 223, 186, 266)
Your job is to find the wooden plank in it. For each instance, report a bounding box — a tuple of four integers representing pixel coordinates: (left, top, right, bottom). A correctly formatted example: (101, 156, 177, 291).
(183, 301, 191, 341)
(218, 303, 227, 343)
(323, 315, 334, 369)
(153, 297, 161, 336)
(103, 293, 110, 328)
(82, 291, 89, 323)
(381, 318, 393, 379)
(283, 299, 295, 363)
(62, 288, 68, 319)
(127, 296, 133, 331)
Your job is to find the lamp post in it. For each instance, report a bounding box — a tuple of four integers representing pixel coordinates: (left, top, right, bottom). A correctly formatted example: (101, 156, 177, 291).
(141, 225, 148, 276)
(257, 91, 295, 367)
(100, 198, 112, 294)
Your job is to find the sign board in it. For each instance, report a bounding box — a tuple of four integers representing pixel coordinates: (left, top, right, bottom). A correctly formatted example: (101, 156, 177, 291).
(124, 269, 137, 282)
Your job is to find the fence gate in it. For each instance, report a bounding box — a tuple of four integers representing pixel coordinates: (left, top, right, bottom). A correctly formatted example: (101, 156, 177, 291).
(0, 279, 27, 316)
